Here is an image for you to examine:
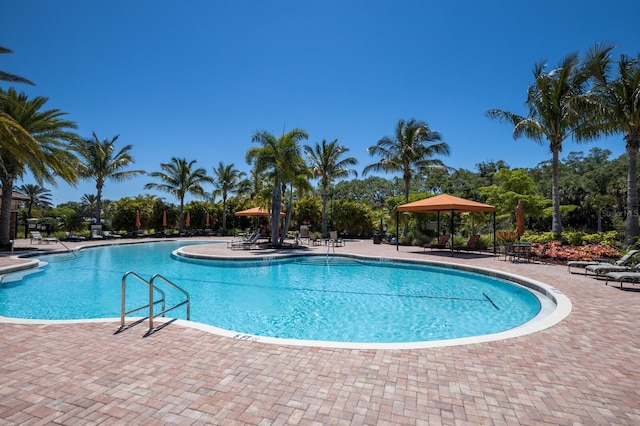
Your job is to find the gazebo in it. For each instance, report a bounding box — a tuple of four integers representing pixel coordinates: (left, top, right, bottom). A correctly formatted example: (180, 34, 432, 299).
(396, 193, 496, 254)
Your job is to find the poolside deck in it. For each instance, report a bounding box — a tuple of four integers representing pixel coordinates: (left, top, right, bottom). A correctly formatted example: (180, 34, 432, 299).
(1, 237, 639, 424)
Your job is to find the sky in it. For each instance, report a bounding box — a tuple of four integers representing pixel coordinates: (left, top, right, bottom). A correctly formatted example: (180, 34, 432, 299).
(4, 0, 640, 205)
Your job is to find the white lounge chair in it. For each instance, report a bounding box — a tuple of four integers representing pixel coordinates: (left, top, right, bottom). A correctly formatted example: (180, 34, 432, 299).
(30, 231, 58, 244)
(228, 233, 261, 250)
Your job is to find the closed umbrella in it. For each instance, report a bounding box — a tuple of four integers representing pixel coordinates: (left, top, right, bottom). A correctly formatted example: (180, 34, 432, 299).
(185, 212, 191, 228)
(162, 211, 167, 228)
(515, 200, 525, 236)
(205, 212, 210, 228)
(135, 210, 141, 228)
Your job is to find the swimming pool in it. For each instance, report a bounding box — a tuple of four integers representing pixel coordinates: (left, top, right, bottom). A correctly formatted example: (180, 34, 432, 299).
(0, 241, 556, 347)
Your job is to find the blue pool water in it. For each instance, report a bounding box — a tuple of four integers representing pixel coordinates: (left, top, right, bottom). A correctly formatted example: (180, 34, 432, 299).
(0, 241, 542, 343)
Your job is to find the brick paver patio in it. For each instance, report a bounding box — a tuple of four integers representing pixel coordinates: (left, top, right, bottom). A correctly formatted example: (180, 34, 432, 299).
(1, 237, 639, 424)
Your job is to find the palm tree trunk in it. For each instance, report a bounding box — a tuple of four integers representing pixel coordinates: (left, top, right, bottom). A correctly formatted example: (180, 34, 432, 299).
(321, 186, 327, 235)
(0, 177, 14, 248)
(271, 179, 282, 246)
(625, 141, 640, 247)
(96, 183, 103, 226)
(551, 148, 563, 234)
(222, 198, 227, 234)
(402, 176, 411, 236)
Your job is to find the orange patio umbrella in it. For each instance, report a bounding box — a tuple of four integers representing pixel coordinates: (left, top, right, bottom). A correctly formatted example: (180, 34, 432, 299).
(135, 210, 141, 228)
(185, 212, 191, 228)
(205, 212, 210, 228)
(162, 210, 167, 228)
(234, 207, 285, 217)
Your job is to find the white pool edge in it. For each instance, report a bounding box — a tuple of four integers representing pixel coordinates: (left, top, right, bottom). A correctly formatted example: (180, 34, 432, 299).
(0, 250, 572, 350)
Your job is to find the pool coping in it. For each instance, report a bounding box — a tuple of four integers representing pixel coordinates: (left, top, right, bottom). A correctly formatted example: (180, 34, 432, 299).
(0, 242, 571, 350)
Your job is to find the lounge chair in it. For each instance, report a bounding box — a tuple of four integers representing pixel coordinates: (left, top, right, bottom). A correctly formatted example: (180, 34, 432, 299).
(102, 230, 121, 239)
(454, 235, 481, 253)
(567, 249, 638, 274)
(605, 270, 640, 289)
(30, 231, 58, 244)
(91, 229, 104, 239)
(329, 231, 344, 247)
(423, 234, 449, 251)
(585, 261, 640, 278)
(228, 232, 261, 250)
(65, 232, 86, 242)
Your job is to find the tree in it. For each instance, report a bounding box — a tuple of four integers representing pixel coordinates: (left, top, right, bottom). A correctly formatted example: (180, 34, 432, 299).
(0, 88, 79, 248)
(586, 49, 640, 246)
(16, 183, 52, 217)
(246, 128, 309, 246)
(487, 48, 606, 234)
(211, 162, 250, 234)
(304, 139, 358, 234)
(145, 157, 212, 231)
(363, 118, 450, 235)
(71, 133, 145, 225)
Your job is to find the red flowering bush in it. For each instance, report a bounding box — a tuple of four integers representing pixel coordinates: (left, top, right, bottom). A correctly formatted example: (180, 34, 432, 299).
(529, 241, 620, 263)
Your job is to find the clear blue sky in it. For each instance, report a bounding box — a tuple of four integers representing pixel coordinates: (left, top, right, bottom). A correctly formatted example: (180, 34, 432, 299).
(4, 0, 640, 204)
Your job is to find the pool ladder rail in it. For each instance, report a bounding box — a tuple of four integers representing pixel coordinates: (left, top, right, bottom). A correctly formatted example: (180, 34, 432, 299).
(116, 271, 190, 337)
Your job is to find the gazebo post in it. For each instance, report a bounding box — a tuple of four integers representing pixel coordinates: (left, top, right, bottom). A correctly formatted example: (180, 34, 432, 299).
(450, 209, 454, 256)
(493, 211, 497, 255)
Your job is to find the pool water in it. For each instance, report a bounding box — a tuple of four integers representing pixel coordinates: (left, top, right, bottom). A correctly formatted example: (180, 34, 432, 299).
(0, 241, 542, 343)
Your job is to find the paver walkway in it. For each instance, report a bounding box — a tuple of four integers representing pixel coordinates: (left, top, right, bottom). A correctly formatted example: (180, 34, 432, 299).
(1, 237, 639, 424)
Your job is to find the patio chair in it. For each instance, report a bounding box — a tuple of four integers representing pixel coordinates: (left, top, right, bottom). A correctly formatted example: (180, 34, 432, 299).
(329, 231, 344, 247)
(30, 231, 58, 244)
(102, 230, 121, 239)
(567, 249, 638, 274)
(454, 235, 481, 253)
(423, 234, 449, 251)
(299, 225, 310, 245)
(228, 232, 261, 250)
(605, 270, 640, 289)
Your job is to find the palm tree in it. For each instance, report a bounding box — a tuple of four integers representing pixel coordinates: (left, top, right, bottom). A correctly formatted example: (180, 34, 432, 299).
(80, 193, 98, 218)
(145, 157, 212, 231)
(487, 51, 596, 234)
(0, 88, 79, 248)
(246, 128, 309, 246)
(71, 133, 145, 225)
(585, 49, 640, 246)
(211, 162, 250, 234)
(1, 47, 35, 148)
(304, 139, 358, 235)
(16, 183, 52, 217)
(363, 118, 450, 235)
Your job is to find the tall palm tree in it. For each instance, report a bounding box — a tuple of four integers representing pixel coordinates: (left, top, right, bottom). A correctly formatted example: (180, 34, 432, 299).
(80, 193, 98, 218)
(487, 51, 596, 234)
(363, 118, 450, 235)
(16, 183, 52, 217)
(585, 49, 640, 246)
(211, 162, 250, 234)
(145, 157, 212, 231)
(0, 88, 79, 248)
(246, 128, 309, 246)
(71, 133, 145, 225)
(1, 47, 35, 148)
(304, 139, 358, 234)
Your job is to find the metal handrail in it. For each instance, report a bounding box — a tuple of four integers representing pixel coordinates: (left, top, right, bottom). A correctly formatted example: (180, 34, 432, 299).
(118, 271, 190, 334)
(148, 273, 190, 330)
